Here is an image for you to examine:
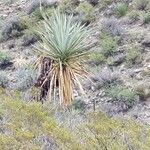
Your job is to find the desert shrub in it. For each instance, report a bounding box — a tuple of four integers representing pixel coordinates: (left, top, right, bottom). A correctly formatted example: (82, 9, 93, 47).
(76, 1, 95, 24)
(133, 0, 150, 10)
(71, 99, 86, 111)
(128, 10, 140, 22)
(22, 30, 38, 46)
(114, 3, 128, 17)
(90, 67, 121, 90)
(90, 52, 106, 65)
(0, 71, 9, 88)
(32, 6, 55, 20)
(20, 15, 36, 30)
(100, 33, 117, 56)
(59, 0, 79, 14)
(106, 85, 137, 107)
(125, 46, 142, 66)
(98, 0, 112, 8)
(101, 18, 123, 36)
(0, 51, 11, 68)
(26, 0, 58, 14)
(1, 16, 25, 41)
(0, 51, 11, 64)
(143, 13, 150, 24)
(11, 69, 37, 91)
(134, 80, 150, 101)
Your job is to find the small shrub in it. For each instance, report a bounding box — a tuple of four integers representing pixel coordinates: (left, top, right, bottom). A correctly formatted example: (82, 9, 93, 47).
(71, 99, 86, 111)
(90, 52, 106, 64)
(59, 0, 79, 14)
(114, 3, 128, 17)
(11, 69, 37, 91)
(133, 0, 149, 10)
(134, 80, 150, 101)
(99, 0, 112, 8)
(101, 18, 123, 36)
(143, 13, 150, 24)
(1, 16, 25, 40)
(20, 15, 35, 30)
(32, 7, 54, 20)
(100, 33, 117, 56)
(76, 1, 95, 24)
(106, 85, 137, 107)
(128, 10, 140, 22)
(0, 71, 9, 88)
(125, 46, 142, 66)
(0, 51, 11, 67)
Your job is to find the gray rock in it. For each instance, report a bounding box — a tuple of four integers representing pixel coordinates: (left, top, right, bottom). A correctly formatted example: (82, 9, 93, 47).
(26, 0, 58, 14)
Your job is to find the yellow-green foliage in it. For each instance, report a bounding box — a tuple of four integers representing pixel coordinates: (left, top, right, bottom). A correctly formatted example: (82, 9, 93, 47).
(79, 113, 150, 150)
(1, 89, 150, 150)
(0, 89, 80, 150)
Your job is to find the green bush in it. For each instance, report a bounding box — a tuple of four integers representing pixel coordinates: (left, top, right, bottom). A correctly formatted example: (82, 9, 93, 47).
(128, 10, 140, 22)
(76, 1, 95, 23)
(106, 85, 137, 107)
(0, 71, 9, 88)
(0, 51, 11, 66)
(134, 80, 150, 101)
(125, 46, 141, 66)
(100, 33, 117, 56)
(143, 13, 150, 24)
(90, 52, 106, 64)
(114, 3, 128, 17)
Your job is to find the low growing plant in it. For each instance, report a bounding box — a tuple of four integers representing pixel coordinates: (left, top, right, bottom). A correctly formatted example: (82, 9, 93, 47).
(106, 84, 137, 107)
(100, 33, 117, 56)
(114, 3, 128, 17)
(76, 1, 95, 24)
(143, 13, 150, 24)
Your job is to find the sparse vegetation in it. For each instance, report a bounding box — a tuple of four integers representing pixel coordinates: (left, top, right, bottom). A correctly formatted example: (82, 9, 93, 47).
(0, 51, 11, 67)
(76, 1, 95, 24)
(114, 3, 128, 17)
(125, 46, 142, 66)
(128, 10, 140, 22)
(133, 0, 150, 10)
(0, 71, 9, 88)
(101, 18, 123, 36)
(143, 13, 150, 24)
(106, 84, 138, 107)
(90, 52, 106, 64)
(0, 90, 150, 149)
(100, 33, 117, 56)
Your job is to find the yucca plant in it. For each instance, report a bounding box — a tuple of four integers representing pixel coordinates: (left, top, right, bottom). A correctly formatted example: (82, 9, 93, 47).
(34, 9, 90, 106)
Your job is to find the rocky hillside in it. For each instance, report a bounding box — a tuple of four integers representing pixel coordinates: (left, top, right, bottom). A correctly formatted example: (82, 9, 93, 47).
(0, 0, 150, 140)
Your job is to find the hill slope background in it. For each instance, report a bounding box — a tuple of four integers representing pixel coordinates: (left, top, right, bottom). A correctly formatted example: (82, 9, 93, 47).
(0, 0, 150, 149)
